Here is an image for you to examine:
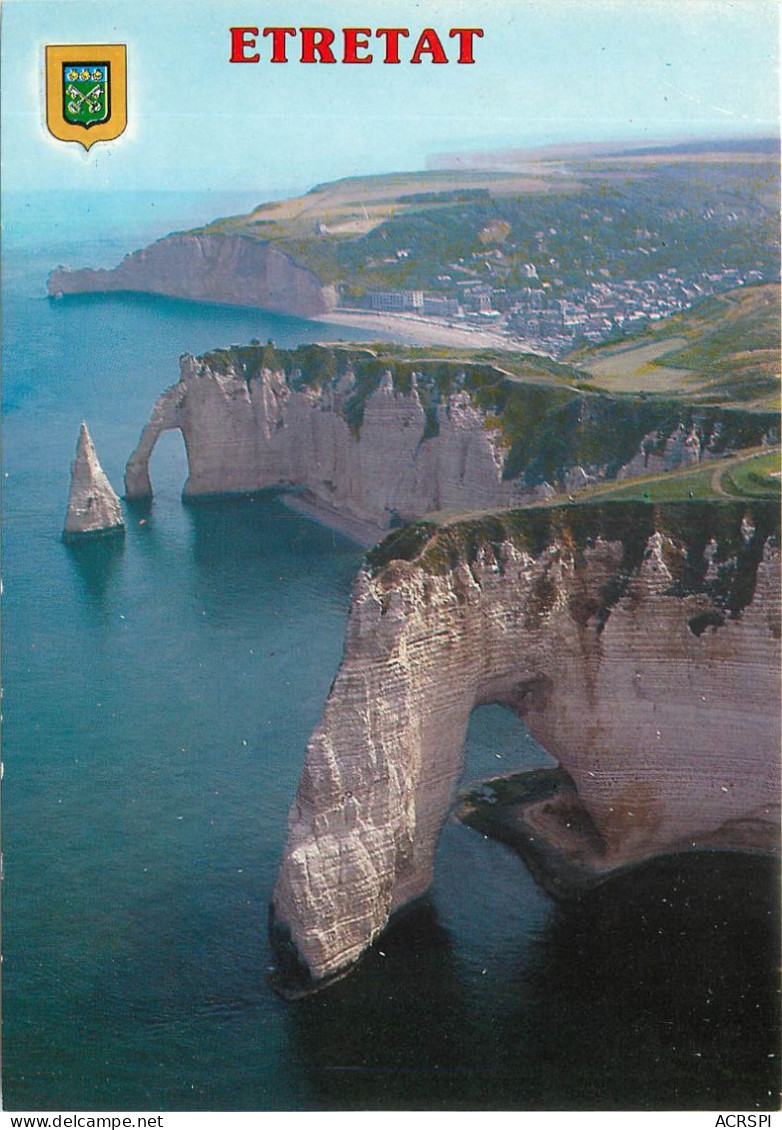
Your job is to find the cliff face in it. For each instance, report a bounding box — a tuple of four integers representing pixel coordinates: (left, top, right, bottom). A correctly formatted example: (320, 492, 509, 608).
(271, 503, 780, 988)
(63, 422, 124, 539)
(125, 355, 537, 529)
(618, 423, 703, 479)
(125, 346, 779, 533)
(47, 232, 337, 317)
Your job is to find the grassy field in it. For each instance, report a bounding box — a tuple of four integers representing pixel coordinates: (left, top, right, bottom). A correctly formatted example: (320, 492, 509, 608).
(199, 169, 577, 243)
(721, 450, 782, 499)
(570, 285, 781, 410)
(577, 447, 781, 503)
(587, 465, 721, 502)
(577, 336, 693, 391)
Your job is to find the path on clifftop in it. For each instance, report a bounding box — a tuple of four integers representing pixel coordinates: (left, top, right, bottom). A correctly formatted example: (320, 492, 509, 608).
(425, 446, 780, 528)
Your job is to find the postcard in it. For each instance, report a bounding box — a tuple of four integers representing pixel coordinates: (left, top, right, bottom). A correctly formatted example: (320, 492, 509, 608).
(2, 0, 779, 1119)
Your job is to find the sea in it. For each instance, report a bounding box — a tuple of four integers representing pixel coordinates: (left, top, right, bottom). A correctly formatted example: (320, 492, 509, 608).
(2, 191, 779, 1112)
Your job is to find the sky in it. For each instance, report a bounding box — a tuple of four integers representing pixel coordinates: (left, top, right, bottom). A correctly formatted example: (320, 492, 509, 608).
(2, 0, 779, 198)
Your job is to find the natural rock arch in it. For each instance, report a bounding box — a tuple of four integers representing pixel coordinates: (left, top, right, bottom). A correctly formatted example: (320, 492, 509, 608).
(271, 514, 781, 991)
(459, 701, 558, 781)
(124, 353, 533, 526)
(125, 394, 189, 498)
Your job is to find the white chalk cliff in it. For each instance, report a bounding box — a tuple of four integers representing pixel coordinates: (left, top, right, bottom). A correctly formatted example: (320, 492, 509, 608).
(271, 505, 780, 988)
(48, 232, 337, 317)
(125, 349, 777, 532)
(125, 354, 539, 528)
(63, 422, 124, 539)
(618, 423, 704, 479)
(122, 348, 778, 994)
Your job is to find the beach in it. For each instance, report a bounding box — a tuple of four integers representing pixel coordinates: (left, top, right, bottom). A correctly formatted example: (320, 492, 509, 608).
(280, 490, 387, 548)
(313, 308, 532, 351)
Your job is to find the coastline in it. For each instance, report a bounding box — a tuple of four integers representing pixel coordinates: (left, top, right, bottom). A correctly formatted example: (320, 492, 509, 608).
(458, 768, 612, 900)
(457, 766, 782, 903)
(312, 307, 533, 352)
(279, 490, 387, 549)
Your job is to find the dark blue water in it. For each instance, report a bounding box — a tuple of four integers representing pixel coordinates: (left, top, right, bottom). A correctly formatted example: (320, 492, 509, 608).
(3, 194, 779, 1111)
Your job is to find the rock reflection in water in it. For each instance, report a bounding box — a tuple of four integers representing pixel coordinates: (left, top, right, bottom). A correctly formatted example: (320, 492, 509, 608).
(289, 900, 479, 1110)
(65, 534, 125, 610)
(512, 851, 780, 1110)
(289, 853, 780, 1110)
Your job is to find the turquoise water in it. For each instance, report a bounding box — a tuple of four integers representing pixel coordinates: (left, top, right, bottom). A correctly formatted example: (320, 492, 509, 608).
(3, 194, 779, 1111)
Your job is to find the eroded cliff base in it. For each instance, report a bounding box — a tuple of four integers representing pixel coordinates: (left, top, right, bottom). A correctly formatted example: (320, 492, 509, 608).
(273, 498, 780, 990)
(458, 767, 781, 902)
(458, 768, 611, 900)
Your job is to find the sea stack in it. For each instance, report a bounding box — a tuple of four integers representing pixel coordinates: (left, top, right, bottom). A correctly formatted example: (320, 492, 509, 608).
(63, 422, 124, 539)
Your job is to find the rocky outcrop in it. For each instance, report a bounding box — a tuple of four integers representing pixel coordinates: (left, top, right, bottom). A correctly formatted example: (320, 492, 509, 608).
(63, 422, 124, 539)
(271, 502, 780, 990)
(125, 345, 780, 527)
(47, 232, 337, 317)
(618, 423, 705, 479)
(125, 355, 541, 530)
(563, 464, 597, 492)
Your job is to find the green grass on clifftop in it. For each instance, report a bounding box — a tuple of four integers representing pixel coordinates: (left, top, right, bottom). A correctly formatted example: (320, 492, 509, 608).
(721, 450, 782, 499)
(366, 498, 780, 626)
(187, 145, 779, 309)
(196, 341, 779, 488)
(580, 447, 781, 503)
(570, 284, 781, 410)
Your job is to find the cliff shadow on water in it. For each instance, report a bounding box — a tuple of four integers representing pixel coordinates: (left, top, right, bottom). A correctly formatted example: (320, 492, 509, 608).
(64, 535, 126, 611)
(284, 854, 780, 1111)
(278, 702, 780, 1109)
(272, 492, 779, 1111)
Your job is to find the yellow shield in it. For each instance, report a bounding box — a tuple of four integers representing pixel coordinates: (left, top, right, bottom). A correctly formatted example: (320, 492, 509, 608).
(46, 44, 127, 151)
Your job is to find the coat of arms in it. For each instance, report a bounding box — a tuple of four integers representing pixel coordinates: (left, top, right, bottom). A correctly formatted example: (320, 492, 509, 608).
(45, 44, 127, 150)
